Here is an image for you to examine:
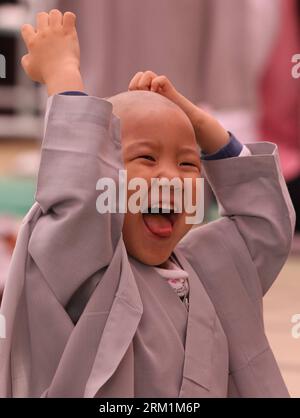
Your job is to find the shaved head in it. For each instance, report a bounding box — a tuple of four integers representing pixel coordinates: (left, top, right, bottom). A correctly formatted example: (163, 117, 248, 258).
(106, 90, 183, 119)
(105, 90, 195, 141)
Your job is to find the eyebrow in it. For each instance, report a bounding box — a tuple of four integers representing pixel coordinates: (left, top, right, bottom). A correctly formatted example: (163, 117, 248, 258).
(124, 139, 199, 154)
(124, 139, 160, 153)
(177, 146, 200, 155)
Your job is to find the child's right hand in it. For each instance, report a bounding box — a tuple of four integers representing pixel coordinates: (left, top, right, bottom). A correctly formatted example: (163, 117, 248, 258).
(21, 9, 84, 96)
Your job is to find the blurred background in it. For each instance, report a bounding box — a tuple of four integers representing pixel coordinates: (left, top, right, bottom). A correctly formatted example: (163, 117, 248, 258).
(0, 0, 299, 396)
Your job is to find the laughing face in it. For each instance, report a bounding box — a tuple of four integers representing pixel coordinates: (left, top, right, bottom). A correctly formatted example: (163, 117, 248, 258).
(107, 91, 201, 266)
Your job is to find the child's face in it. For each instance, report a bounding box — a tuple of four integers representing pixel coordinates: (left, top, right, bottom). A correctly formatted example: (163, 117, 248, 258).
(110, 92, 201, 266)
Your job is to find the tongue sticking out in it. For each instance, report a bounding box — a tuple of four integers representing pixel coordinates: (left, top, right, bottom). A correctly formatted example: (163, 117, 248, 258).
(143, 214, 173, 237)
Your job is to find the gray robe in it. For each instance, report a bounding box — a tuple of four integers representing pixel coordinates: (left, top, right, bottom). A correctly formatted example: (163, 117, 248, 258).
(0, 94, 295, 397)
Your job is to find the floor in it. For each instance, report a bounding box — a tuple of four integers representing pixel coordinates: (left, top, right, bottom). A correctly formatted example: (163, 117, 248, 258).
(264, 255, 300, 397)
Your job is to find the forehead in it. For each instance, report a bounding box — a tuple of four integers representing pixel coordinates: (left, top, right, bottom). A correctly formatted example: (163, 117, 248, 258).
(121, 105, 197, 151)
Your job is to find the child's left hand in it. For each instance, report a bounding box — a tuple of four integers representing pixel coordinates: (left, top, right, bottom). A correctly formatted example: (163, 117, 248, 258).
(128, 70, 230, 155)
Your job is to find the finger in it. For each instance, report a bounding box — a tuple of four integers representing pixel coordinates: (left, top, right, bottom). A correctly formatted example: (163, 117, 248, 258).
(150, 75, 168, 93)
(137, 70, 158, 91)
(49, 9, 63, 29)
(63, 11, 76, 31)
(36, 12, 49, 31)
(128, 71, 144, 90)
(137, 70, 157, 90)
(21, 54, 30, 71)
(21, 24, 36, 49)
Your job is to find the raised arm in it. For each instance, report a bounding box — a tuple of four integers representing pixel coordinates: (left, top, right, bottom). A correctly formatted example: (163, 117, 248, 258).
(20, 10, 124, 306)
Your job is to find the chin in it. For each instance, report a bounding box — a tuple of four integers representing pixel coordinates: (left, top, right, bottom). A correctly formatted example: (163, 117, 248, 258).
(127, 245, 172, 266)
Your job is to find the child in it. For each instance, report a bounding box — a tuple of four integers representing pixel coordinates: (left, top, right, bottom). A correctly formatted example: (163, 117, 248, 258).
(0, 9, 296, 398)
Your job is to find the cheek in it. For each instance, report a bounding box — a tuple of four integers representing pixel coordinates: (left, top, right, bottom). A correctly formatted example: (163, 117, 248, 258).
(122, 212, 138, 236)
(122, 213, 138, 255)
(124, 161, 149, 178)
(181, 174, 201, 207)
(192, 178, 199, 206)
(176, 215, 193, 239)
(124, 164, 152, 192)
(122, 212, 145, 250)
(192, 174, 202, 205)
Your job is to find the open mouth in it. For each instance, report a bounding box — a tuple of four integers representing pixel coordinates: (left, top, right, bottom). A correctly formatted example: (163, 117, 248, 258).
(142, 206, 179, 238)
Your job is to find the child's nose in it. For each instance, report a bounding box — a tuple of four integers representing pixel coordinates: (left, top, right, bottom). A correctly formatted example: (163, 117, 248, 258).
(154, 162, 183, 182)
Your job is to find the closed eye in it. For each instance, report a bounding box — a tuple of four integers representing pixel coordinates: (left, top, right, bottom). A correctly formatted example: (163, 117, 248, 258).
(137, 155, 155, 161)
(180, 162, 198, 167)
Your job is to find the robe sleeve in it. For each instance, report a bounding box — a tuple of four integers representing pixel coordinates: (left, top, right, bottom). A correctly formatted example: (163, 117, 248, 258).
(28, 94, 124, 307)
(178, 142, 296, 295)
